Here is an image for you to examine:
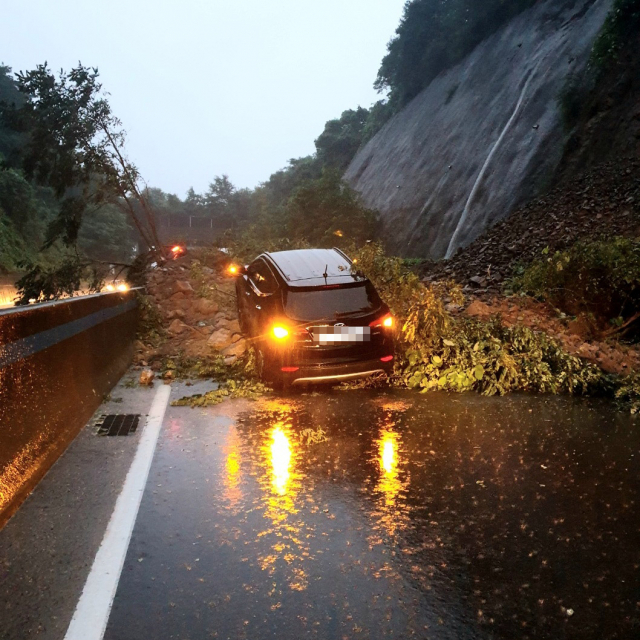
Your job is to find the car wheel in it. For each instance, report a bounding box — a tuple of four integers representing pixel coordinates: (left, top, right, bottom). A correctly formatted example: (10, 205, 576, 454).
(255, 346, 266, 380)
(255, 347, 286, 391)
(237, 301, 249, 335)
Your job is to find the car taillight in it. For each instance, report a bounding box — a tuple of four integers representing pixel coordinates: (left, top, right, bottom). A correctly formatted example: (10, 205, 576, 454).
(370, 313, 394, 329)
(271, 324, 290, 341)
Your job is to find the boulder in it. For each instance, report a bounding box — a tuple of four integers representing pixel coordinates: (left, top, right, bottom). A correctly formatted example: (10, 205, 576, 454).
(207, 327, 235, 350)
(216, 316, 242, 332)
(183, 341, 209, 358)
(168, 319, 190, 335)
(166, 309, 186, 320)
(172, 280, 194, 295)
(227, 318, 242, 334)
(195, 298, 220, 316)
(222, 338, 247, 359)
(469, 276, 487, 288)
(178, 298, 195, 312)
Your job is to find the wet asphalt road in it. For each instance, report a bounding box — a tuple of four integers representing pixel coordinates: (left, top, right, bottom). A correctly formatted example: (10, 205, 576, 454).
(96, 389, 640, 640)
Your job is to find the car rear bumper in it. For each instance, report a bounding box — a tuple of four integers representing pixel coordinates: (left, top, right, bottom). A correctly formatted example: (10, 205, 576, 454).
(279, 357, 394, 386)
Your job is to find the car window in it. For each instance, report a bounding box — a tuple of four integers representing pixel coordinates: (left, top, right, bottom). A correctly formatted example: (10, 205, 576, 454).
(248, 259, 278, 295)
(283, 282, 382, 322)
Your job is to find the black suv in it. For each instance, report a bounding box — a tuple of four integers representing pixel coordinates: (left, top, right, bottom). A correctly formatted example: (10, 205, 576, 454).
(233, 248, 395, 387)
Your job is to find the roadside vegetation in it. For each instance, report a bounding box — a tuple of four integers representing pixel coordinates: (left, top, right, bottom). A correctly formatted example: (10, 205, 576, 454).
(350, 243, 605, 397)
(509, 238, 640, 338)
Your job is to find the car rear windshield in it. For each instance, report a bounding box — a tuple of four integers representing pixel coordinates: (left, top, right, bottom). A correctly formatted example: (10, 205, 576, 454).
(283, 283, 382, 322)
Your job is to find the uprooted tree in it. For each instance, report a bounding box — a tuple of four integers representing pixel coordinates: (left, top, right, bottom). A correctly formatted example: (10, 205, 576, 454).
(0, 63, 165, 303)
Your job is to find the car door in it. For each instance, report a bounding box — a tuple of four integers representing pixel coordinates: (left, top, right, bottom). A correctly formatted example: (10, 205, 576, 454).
(243, 259, 279, 338)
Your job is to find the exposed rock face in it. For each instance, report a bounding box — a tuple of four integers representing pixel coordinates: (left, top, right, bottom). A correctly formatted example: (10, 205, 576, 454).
(345, 0, 612, 260)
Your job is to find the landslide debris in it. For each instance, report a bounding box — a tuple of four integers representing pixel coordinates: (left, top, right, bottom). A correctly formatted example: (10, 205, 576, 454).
(134, 249, 248, 375)
(420, 159, 640, 379)
(422, 159, 640, 289)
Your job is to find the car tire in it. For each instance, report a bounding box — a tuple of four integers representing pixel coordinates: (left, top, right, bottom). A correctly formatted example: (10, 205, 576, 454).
(237, 302, 249, 336)
(235, 287, 250, 336)
(255, 347, 287, 391)
(255, 346, 266, 380)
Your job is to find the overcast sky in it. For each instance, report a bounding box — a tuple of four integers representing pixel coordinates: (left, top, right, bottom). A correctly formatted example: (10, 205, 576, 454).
(3, 0, 406, 197)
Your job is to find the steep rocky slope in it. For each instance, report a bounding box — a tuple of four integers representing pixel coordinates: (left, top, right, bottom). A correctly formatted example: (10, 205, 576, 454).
(422, 158, 640, 287)
(345, 0, 613, 259)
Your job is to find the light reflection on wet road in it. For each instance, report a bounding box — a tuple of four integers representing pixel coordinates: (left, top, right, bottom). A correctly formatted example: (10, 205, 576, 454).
(105, 390, 640, 640)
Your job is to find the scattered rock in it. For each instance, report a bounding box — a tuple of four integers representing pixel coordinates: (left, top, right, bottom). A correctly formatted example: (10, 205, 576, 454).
(166, 309, 186, 320)
(222, 338, 247, 360)
(168, 319, 190, 335)
(172, 280, 194, 295)
(207, 327, 236, 350)
(139, 369, 155, 385)
(195, 298, 220, 316)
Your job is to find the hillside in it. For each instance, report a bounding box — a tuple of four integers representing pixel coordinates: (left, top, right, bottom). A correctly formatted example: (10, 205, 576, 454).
(345, 0, 613, 259)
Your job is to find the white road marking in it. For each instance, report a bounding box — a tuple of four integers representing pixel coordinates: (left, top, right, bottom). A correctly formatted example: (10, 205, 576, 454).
(64, 384, 172, 640)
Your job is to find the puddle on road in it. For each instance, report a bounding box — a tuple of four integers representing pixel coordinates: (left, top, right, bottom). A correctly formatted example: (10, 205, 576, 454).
(106, 390, 640, 640)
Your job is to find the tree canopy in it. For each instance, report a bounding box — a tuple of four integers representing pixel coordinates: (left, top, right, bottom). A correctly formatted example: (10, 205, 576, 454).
(375, 0, 538, 108)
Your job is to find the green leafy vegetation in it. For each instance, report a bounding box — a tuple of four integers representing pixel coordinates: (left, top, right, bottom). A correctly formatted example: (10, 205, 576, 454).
(15, 256, 105, 304)
(0, 64, 141, 297)
(136, 293, 166, 347)
(616, 372, 640, 414)
(224, 171, 378, 263)
(166, 347, 272, 407)
(375, 0, 537, 108)
(351, 243, 607, 398)
(591, 0, 640, 68)
(171, 379, 272, 407)
(509, 238, 640, 332)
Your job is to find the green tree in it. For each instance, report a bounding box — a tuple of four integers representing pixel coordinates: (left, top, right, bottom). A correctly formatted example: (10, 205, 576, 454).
(314, 107, 370, 171)
(375, 0, 537, 108)
(285, 170, 378, 247)
(77, 203, 135, 263)
(1, 63, 163, 253)
(0, 65, 25, 165)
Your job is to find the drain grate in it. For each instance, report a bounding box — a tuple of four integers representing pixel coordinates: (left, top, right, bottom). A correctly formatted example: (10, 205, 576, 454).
(97, 414, 141, 436)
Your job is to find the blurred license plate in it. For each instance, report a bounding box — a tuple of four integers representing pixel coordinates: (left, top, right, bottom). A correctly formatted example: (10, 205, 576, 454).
(312, 326, 370, 344)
